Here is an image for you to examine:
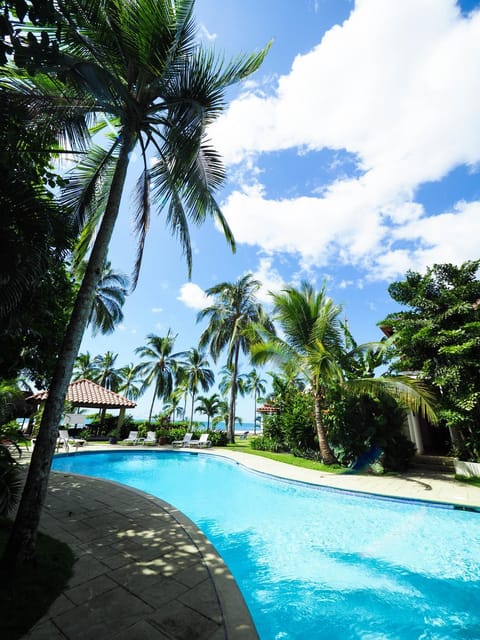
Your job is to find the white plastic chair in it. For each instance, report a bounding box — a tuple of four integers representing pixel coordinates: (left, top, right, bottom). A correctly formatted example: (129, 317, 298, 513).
(123, 430, 139, 445)
(172, 432, 193, 447)
(190, 433, 211, 448)
(138, 431, 157, 445)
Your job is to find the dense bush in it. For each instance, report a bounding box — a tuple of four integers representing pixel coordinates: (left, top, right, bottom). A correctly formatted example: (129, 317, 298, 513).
(86, 413, 136, 438)
(262, 381, 317, 452)
(323, 390, 414, 471)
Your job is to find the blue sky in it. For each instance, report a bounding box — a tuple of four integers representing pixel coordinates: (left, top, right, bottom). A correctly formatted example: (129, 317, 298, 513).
(79, 0, 480, 423)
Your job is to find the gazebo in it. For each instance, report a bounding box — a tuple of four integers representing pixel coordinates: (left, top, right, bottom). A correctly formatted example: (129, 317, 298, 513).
(257, 402, 281, 431)
(27, 378, 136, 432)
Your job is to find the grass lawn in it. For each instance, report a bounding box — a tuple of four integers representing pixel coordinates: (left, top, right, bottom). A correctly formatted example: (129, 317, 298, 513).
(0, 519, 75, 640)
(227, 438, 345, 474)
(456, 475, 480, 489)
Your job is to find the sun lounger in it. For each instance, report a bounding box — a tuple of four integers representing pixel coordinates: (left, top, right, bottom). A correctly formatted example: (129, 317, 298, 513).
(123, 430, 139, 445)
(190, 433, 211, 448)
(57, 429, 86, 452)
(172, 432, 193, 447)
(137, 431, 157, 445)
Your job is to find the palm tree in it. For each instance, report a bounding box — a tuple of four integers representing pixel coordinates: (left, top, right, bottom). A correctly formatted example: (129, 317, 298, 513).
(136, 331, 184, 424)
(117, 363, 143, 401)
(5, 0, 269, 568)
(76, 260, 130, 336)
(92, 351, 121, 391)
(245, 369, 267, 435)
(198, 274, 274, 443)
(91, 351, 121, 430)
(195, 393, 222, 431)
(252, 282, 437, 465)
(72, 352, 96, 381)
(180, 348, 214, 429)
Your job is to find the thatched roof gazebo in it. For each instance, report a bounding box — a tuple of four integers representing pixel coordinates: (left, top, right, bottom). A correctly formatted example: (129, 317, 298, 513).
(27, 378, 136, 431)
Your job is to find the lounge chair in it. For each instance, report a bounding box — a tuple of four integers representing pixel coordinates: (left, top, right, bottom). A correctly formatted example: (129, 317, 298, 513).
(138, 431, 157, 445)
(172, 432, 193, 447)
(57, 429, 86, 452)
(123, 430, 139, 445)
(190, 433, 211, 448)
(239, 431, 249, 440)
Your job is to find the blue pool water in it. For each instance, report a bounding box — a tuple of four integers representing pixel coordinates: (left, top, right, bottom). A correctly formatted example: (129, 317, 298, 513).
(52, 451, 480, 639)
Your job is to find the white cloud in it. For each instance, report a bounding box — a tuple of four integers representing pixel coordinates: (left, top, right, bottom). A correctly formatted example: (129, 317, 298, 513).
(177, 283, 211, 310)
(251, 257, 286, 304)
(209, 0, 480, 281)
(151, 307, 163, 313)
(199, 24, 217, 41)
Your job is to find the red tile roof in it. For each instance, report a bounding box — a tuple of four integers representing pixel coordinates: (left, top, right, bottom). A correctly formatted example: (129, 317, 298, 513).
(257, 402, 281, 414)
(28, 379, 136, 409)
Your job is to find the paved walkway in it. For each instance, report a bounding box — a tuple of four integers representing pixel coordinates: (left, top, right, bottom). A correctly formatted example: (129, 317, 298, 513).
(19, 445, 480, 639)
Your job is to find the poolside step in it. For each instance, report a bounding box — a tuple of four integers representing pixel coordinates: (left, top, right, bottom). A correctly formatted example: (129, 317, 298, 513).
(410, 455, 455, 474)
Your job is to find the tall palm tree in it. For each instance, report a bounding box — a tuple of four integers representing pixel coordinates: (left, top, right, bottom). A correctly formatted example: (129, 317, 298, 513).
(5, 0, 269, 568)
(198, 274, 274, 443)
(180, 348, 214, 428)
(245, 369, 267, 435)
(117, 363, 143, 401)
(91, 351, 121, 430)
(76, 260, 130, 336)
(252, 282, 437, 465)
(195, 393, 222, 431)
(72, 352, 96, 381)
(136, 331, 184, 424)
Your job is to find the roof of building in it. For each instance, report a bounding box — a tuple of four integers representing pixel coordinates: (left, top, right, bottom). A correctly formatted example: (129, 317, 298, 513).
(27, 378, 136, 409)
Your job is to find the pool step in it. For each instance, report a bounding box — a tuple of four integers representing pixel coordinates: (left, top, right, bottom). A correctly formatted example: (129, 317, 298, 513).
(411, 455, 455, 474)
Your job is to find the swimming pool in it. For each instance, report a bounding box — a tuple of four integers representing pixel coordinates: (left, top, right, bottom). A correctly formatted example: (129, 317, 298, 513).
(52, 451, 480, 639)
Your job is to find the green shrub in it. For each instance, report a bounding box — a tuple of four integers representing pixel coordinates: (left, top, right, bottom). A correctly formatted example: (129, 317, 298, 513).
(250, 436, 285, 453)
(207, 430, 228, 446)
(324, 390, 413, 471)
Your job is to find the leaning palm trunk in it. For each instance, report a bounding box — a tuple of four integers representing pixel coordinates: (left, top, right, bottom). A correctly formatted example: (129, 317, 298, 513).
(313, 393, 338, 465)
(3, 132, 134, 570)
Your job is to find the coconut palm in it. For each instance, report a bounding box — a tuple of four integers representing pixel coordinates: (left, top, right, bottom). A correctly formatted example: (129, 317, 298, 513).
(117, 363, 143, 402)
(92, 352, 121, 390)
(195, 393, 222, 431)
(136, 331, 184, 424)
(76, 260, 129, 336)
(5, 0, 269, 568)
(252, 282, 437, 465)
(72, 352, 97, 381)
(198, 274, 274, 443)
(245, 369, 267, 435)
(180, 348, 214, 429)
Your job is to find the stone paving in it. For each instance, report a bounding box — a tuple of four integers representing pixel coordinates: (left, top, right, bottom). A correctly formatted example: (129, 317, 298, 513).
(20, 458, 256, 639)
(17, 445, 480, 639)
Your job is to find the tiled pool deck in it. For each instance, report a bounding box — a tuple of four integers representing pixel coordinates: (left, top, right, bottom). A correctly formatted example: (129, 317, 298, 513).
(19, 445, 480, 639)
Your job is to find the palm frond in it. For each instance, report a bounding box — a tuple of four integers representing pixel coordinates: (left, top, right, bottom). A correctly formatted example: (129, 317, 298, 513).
(347, 376, 438, 424)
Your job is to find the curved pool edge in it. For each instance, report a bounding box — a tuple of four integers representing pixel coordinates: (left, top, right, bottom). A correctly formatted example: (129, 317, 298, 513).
(201, 447, 480, 510)
(26, 467, 258, 640)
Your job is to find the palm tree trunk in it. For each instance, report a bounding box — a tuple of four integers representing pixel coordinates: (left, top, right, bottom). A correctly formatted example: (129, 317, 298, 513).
(253, 389, 257, 435)
(3, 129, 134, 572)
(313, 394, 338, 465)
(148, 382, 158, 425)
(189, 390, 196, 429)
(227, 345, 240, 443)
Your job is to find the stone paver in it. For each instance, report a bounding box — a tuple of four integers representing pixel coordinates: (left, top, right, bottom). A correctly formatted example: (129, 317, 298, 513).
(18, 444, 480, 639)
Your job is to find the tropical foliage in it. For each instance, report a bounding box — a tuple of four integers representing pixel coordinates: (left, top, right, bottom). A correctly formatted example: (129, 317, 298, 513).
(382, 261, 480, 462)
(252, 281, 437, 465)
(4, 0, 269, 569)
(198, 274, 274, 442)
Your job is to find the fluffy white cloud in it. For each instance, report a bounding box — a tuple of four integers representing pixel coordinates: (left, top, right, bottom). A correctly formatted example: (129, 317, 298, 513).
(251, 257, 285, 304)
(209, 0, 480, 280)
(177, 283, 211, 310)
